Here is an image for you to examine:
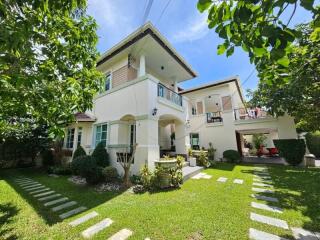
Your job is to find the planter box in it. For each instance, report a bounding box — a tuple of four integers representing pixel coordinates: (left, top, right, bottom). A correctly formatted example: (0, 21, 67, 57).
(189, 157, 197, 167)
(154, 159, 177, 189)
(155, 159, 177, 169)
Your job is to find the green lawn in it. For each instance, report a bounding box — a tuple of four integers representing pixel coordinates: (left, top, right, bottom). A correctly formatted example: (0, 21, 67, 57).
(0, 163, 319, 240)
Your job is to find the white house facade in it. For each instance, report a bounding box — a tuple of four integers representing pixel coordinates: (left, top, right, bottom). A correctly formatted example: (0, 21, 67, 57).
(64, 23, 297, 175)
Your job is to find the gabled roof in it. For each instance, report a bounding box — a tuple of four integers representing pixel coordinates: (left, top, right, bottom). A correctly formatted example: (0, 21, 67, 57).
(180, 76, 245, 104)
(97, 22, 197, 78)
(75, 113, 96, 122)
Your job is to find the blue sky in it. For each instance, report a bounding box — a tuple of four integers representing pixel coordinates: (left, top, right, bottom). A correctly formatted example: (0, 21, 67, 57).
(87, 0, 313, 93)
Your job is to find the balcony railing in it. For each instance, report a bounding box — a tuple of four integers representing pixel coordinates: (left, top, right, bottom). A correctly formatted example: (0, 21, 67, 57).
(206, 111, 223, 123)
(234, 107, 270, 120)
(158, 83, 182, 107)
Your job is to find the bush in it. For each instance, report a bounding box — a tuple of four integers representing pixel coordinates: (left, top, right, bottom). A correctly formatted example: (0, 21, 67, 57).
(305, 131, 320, 158)
(197, 150, 209, 167)
(252, 133, 267, 150)
(223, 150, 241, 163)
(85, 167, 104, 185)
(132, 184, 145, 194)
(274, 139, 306, 166)
(92, 142, 109, 167)
(41, 149, 54, 167)
(71, 155, 96, 176)
(47, 166, 72, 175)
(72, 145, 86, 161)
(130, 175, 142, 184)
(207, 142, 216, 165)
(102, 166, 119, 182)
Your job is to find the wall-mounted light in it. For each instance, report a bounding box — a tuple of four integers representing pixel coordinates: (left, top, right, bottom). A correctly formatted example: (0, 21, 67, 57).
(186, 120, 191, 128)
(161, 66, 164, 70)
(152, 108, 158, 116)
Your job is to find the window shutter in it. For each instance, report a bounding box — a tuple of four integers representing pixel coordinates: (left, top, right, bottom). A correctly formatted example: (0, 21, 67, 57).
(222, 96, 232, 111)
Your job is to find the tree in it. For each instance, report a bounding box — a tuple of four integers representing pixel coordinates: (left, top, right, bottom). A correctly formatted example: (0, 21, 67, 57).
(91, 142, 109, 167)
(197, 0, 320, 130)
(117, 144, 137, 187)
(0, 0, 103, 137)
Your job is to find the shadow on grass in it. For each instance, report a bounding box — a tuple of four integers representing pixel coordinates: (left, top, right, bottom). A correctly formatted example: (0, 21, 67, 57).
(0, 203, 19, 240)
(211, 162, 236, 171)
(2, 168, 126, 226)
(270, 166, 320, 232)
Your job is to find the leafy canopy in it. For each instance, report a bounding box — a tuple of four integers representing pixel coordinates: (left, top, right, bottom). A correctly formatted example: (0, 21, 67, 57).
(0, 0, 103, 137)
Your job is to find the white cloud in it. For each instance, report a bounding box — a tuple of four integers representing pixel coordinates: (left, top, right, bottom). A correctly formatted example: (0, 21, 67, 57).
(172, 14, 209, 43)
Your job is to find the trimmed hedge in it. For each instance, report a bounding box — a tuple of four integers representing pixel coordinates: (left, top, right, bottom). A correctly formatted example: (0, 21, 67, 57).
(305, 131, 320, 158)
(273, 139, 306, 166)
(71, 155, 103, 184)
(72, 146, 86, 162)
(223, 150, 241, 163)
(102, 166, 119, 182)
(92, 142, 109, 167)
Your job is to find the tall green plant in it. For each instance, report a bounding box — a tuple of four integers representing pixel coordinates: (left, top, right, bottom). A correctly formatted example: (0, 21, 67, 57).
(72, 145, 86, 162)
(92, 142, 109, 167)
(252, 134, 267, 150)
(274, 139, 306, 166)
(305, 131, 320, 158)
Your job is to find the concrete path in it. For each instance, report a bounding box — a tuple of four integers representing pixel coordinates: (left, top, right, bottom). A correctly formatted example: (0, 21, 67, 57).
(69, 211, 99, 227)
(81, 218, 113, 238)
(108, 229, 133, 240)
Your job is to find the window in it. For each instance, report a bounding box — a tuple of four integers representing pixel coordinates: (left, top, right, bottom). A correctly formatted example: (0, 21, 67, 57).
(222, 96, 232, 111)
(196, 101, 204, 114)
(66, 128, 75, 149)
(192, 106, 197, 115)
(95, 124, 108, 147)
(105, 73, 112, 91)
(77, 127, 82, 146)
(190, 133, 200, 150)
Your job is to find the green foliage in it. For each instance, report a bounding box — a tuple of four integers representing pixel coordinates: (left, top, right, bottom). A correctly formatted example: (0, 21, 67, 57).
(207, 142, 216, 166)
(102, 166, 119, 182)
(71, 155, 103, 184)
(41, 149, 54, 167)
(72, 146, 86, 162)
(305, 131, 320, 158)
(188, 148, 193, 157)
(197, 150, 209, 167)
(274, 139, 306, 166)
(85, 167, 104, 185)
(0, 0, 103, 137)
(252, 134, 267, 150)
(223, 150, 241, 163)
(92, 142, 109, 167)
(47, 166, 72, 175)
(130, 175, 142, 185)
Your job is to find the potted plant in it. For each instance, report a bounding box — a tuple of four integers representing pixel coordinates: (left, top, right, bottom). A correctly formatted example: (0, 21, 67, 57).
(188, 148, 197, 167)
(154, 156, 177, 188)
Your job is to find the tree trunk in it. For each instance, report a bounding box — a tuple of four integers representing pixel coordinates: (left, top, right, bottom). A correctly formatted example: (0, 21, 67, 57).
(123, 166, 131, 187)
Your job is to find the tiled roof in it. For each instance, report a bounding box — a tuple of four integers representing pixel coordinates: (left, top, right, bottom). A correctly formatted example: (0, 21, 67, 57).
(75, 113, 96, 122)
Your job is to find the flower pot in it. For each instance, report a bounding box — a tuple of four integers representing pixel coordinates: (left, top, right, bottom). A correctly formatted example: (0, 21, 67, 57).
(154, 160, 177, 188)
(189, 157, 197, 167)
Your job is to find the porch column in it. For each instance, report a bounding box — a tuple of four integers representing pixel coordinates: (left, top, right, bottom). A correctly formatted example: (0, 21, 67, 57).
(138, 54, 146, 77)
(173, 80, 178, 92)
(175, 121, 188, 155)
(134, 118, 159, 173)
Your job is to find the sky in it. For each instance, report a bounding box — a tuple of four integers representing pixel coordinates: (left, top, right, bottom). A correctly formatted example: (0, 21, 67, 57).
(87, 0, 313, 93)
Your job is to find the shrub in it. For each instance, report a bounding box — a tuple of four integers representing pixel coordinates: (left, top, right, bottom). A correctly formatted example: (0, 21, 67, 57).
(71, 155, 96, 176)
(252, 133, 267, 150)
(102, 166, 119, 182)
(47, 166, 72, 175)
(305, 131, 320, 158)
(130, 175, 142, 184)
(132, 184, 145, 194)
(41, 149, 54, 167)
(92, 142, 109, 167)
(207, 142, 216, 166)
(197, 150, 209, 167)
(72, 145, 86, 162)
(85, 167, 104, 185)
(223, 150, 241, 163)
(274, 139, 306, 166)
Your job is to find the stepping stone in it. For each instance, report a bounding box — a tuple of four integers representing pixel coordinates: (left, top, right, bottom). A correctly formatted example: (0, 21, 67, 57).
(18, 182, 38, 186)
(217, 177, 228, 182)
(254, 173, 270, 177)
(251, 202, 283, 213)
(69, 211, 99, 227)
(192, 173, 205, 179)
(59, 206, 87, 219)
(254, 174, 271, 179)
(252, 187, 274, 193)
(253, 178, 273, 184)
(15, 179, 33, 183)
(34, 190, 55, 197)
(29, 188, 50, 194)
(251, 194, 279, 203)
(250, 212, 289, 229)
(108, 228, 133, 240)
(249, 228, 288, 240)
(81, 218, 113, 238)
(44, 197, 69, 207)
(233, 179, 244, 184)
(51, 201, 77, 212)
(25, 185, 45, 191)
(291, 227, 319, 240)
(22, 184, 42, 189)
(253, 182, 273, 188)
(38, 194, 62, 201)
(202, 174, 212, 179)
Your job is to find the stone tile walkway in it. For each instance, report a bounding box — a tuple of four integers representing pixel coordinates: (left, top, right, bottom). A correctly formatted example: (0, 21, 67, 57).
(108, 229, 133, 240)
(249, 228, 288, 240)
(217, 177, 228, 182)
(191, 172, 212, 179)
(69, 211, 99, 227)
(291, 227, 320, 240)
(81, 218, 113, 238)
(233, 179, 244, 184)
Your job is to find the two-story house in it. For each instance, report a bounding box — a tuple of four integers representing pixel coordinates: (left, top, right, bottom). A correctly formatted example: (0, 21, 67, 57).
(64, 22, 297, 175)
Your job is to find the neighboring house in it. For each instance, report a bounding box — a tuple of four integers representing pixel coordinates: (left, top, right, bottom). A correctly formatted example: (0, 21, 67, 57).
(64, 22, 297, 175)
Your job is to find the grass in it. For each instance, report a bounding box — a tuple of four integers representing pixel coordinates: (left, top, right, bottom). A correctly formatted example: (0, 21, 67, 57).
(0, 163, 319, 240)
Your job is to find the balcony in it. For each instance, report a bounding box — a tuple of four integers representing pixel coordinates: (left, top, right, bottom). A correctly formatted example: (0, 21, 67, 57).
(234, 108, 271, 121)
(157, 83, 183, 107)
(206, 111, 223, 123)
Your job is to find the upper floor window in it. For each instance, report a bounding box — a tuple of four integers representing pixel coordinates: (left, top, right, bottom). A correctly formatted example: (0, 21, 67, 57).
(66, 128, 75, 149)
(105, 73, 112, 91)
(95, 124, 108, 147)
(192, 106, 197, 115)
(196, 101, 204, 114)
(222, 96, 232, 111)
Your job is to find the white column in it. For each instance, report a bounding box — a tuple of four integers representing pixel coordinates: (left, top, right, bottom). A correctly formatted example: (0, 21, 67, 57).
(139, 54, 146, 77)
(173, 80, 178, 92)
(175, 121, 188, 155)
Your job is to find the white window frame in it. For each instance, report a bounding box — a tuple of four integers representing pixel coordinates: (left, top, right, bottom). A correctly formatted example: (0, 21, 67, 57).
(66, 128, 75, 149)
(77, 127, 83, 147)
(95, 123, 108, 147)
